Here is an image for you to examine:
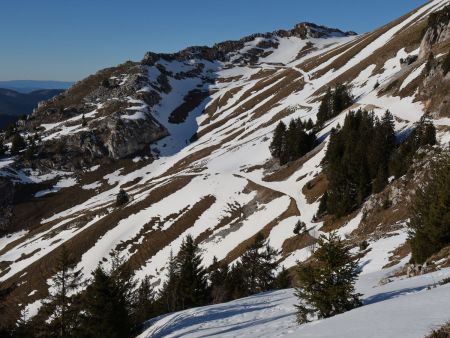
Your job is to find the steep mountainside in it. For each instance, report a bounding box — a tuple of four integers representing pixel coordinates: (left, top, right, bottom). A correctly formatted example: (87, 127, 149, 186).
(0, 0, 449, 330)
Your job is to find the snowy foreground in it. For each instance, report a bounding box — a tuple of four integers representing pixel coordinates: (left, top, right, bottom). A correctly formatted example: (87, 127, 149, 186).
(139, 267, 450, 338)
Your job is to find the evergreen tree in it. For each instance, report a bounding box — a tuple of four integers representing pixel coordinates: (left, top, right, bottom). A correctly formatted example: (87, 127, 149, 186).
(42, 245, 83, 338)
(79, 252, 135, 338)
(390, 115, 436, 178)
(158, 250, 179, 313)
(332, 83, 353, 116)
(81, 114, 87, 127)
(239, 233, 279, 296)
(269, 121, 287, 163)
(274, 266, 292, 289)
(321, 109, 398, 217)
(293, 221, 306, 235)
(317, 87, 333, 126)
(24, 137, 37, 161)
(0, 136, 6, 156)
(175, 235, 209, 310)
(270, 118, 316, 165)
(132, 276, 155, 330)
(305, 118, 314, 131)
(116, 189, 129, 206)
(316, 84, 353, 126)
(295, 232, 361, 323)
(11, 132, 26, 155)
(408, 152, 450, 263)
(209, 257, 231, 304)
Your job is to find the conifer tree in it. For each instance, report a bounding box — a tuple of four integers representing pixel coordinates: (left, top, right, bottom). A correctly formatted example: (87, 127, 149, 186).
(295, 232, 361, 323)
(158, 250, 179, 313)
(0, 137, 6, 156)
(11, 132, 26, 155)
(274, 266, 292, 289)
(81, 114, 87, 127)
(293, 221, 306, 235)
(305, 118, 314, 131)
(408, 152, 450, 263)
(269, 121, 287, 163)
(42, 245, 83, 338)
(209, 257, 230, 304)
(317, 87, 333, 126)
(389, 115, 436, 178)
(79, 252, 135, 338)
(175, 235, 209, 310)
(132, 276, 155, 329)
(116, 189, 129, 206)
(240, 233, 279, 296)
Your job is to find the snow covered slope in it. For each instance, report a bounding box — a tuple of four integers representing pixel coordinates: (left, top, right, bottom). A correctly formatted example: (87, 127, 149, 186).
(139, 267, 450, 338)
(0, 0, 449, 327)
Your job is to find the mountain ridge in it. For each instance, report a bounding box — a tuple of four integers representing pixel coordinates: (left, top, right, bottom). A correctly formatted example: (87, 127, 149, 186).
(0, 0, 449, 333)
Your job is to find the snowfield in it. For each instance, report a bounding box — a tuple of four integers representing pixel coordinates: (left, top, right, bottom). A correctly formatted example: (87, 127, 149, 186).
(139, 267, 450, 338)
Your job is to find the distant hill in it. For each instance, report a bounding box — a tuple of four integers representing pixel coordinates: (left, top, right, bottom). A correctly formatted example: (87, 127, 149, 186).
(0, 80, 73, 94)
(0, 88, 65, 128)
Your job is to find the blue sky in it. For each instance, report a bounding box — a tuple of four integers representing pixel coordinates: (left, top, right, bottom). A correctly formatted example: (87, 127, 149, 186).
(0, 0, 427, 81)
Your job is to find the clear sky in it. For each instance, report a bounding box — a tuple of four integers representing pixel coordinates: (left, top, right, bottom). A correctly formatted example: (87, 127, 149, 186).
(0, 0, 427, 82)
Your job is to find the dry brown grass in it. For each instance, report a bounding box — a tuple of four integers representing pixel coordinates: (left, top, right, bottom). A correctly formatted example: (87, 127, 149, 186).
(263, 143, 325, 182)
(126, 195, 216, 272)
(426, 322, 450, 338)
(0, 175, 194, 325)
(383, 241, 411, 268)
(320, 211, 359, 233)
(282, 232, 316, 256)
(223, 198, 299, 263)
(302, 173, 328, 204)
(313, 12, 427, 97)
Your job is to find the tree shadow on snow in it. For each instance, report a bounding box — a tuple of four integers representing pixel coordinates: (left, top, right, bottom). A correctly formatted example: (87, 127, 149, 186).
(148, 291, 293, 338)
(363, 285, 429, 305)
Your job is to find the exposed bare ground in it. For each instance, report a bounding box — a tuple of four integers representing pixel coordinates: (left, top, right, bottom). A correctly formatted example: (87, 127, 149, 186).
(126, 195, 216, 273)
(223, 198, 299, 264)
(0, 175, 194, 325)
(263, 142, 325, 182)
(282, 232, 317, 257)
(302, 173, 328, 204)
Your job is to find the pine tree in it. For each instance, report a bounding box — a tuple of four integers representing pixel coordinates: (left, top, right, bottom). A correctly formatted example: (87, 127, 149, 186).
(116, 189, 129, 206)
(269, 121, 287, 163)
(11, 132, 26, 155)
(317, 87, 333, 126)
(132, 276, 155, 329)
(295, 232, 361, 323)
(408, 152, 450, 263)
(317, 84, 353, 126)
(81, 114, 87, 127)
(389, 115, 436, 178)
(42, 245, 83, 338)
(293, 221, 306, 235)
(175, 235, 209, 310)
(240, 233, 279, 296)
(24, 137, 37, 161)
(332, 83, 353, 115)
(322, 109, 398, 217)
(158, 250, 179, 313)
(0, 136, 6, 156)
(274, 266, 292, 289)
(305, 118, 314, 131)
(209, 257, 230, 304)
(79, 252, 135, 338)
